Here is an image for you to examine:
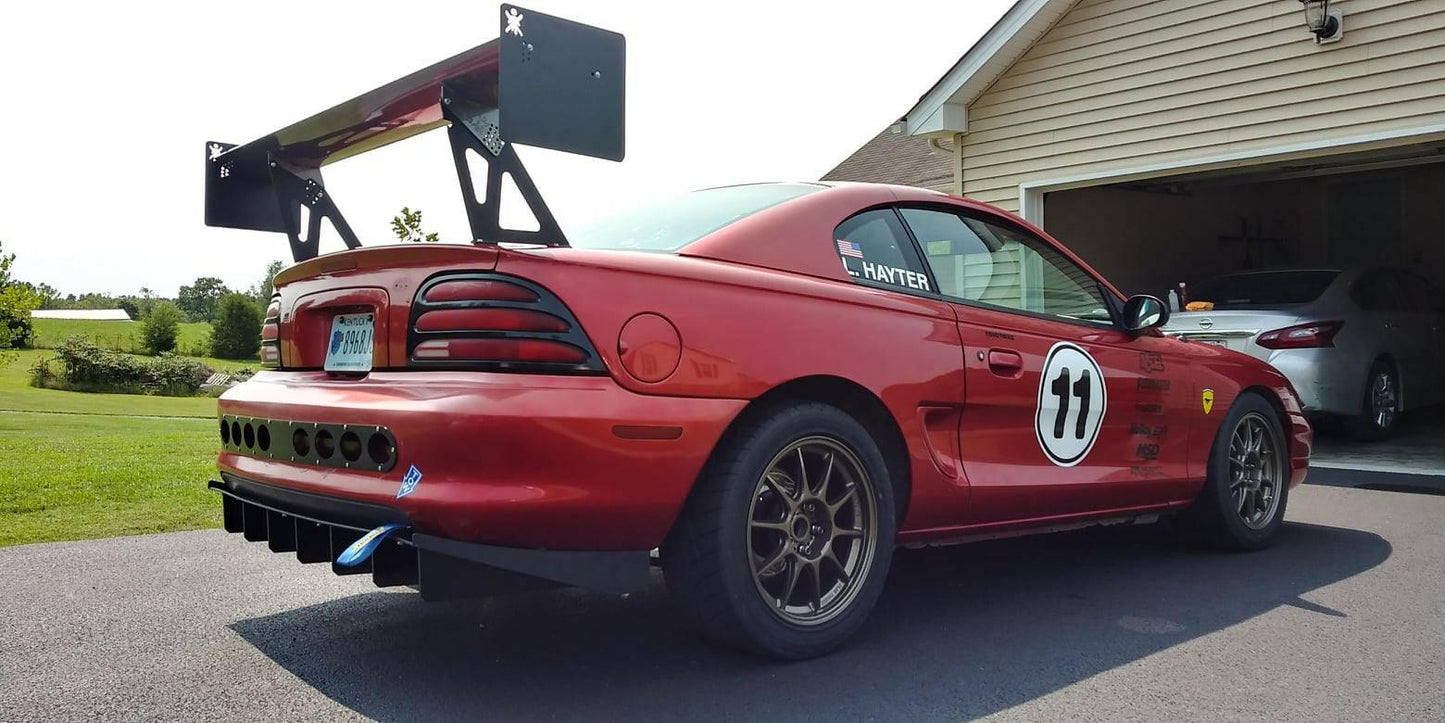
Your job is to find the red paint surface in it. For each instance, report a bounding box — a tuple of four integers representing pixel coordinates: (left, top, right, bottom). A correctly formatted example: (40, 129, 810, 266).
(219, 184, 1310, 551)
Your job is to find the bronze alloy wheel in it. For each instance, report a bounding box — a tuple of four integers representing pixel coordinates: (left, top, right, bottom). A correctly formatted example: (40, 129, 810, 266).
(1229, 411, 1284, 530)
(746, 436, 878, 626)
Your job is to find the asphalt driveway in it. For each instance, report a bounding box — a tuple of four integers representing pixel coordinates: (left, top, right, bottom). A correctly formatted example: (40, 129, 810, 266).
(1, 483, 1441, 721)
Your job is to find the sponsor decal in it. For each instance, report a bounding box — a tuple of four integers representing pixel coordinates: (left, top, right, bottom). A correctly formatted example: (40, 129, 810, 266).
(1137, 378, 1171, 392)
(1130, 423, 1167, 438)
(1202, 388, 1215, 415)
(1135, 402, 1164, 414)
(985, 330, 1015, 341)
(397, 464, 423, 500)
(858, 260, 931, 292)
(1135, 443, 1160, 461)
(1035, 342, 1107, 467)
(1138, 352, 1166, 374)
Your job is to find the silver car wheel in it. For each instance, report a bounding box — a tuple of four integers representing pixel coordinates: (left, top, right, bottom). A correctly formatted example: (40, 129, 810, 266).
(1228, 412, 1284, 530)
(1369, 368, 1398, 430)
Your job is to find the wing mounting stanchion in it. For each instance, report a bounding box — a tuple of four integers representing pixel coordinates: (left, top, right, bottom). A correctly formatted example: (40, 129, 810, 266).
(442, 90, 566, 246)
(269, 160, 362, 261)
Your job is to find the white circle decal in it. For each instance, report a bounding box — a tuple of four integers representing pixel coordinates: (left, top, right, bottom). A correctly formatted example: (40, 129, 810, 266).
(1035, 342, 1107, 467)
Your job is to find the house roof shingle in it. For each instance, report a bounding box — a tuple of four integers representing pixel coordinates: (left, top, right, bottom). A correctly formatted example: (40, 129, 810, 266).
(820, 126, 953, 191)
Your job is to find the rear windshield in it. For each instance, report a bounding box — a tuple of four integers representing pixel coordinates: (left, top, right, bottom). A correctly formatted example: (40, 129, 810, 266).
(1192, 270, 1339, 308)
(569, 183, 823, 252)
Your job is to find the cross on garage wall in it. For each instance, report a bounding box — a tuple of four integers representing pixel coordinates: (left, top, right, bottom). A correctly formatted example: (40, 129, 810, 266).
(1218, 218, 1288, 269)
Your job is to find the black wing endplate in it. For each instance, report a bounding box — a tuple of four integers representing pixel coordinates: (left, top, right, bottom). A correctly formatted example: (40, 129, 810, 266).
(204, 5, 625, 261)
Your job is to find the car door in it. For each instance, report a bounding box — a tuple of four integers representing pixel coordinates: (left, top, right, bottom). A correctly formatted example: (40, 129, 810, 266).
(897, 206, 1195, 524)
(1352, 270, 1427, 408)
(1396, 270, 1445, 405)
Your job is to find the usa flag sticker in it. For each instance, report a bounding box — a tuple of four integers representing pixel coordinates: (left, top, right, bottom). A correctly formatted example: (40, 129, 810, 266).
(836, 239, 864, 258)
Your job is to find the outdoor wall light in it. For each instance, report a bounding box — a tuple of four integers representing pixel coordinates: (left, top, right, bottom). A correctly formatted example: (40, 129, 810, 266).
(1298, 0, 1343, 44)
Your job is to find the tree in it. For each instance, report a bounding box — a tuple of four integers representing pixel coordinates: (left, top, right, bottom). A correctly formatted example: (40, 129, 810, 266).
(177, 276, 229, 322)
(0, 239, 14, 288)
(209, 294, 262, 359)
(249, 260, 286, 306)
(390, 206, 440, 243)
(141, 301, 182, 354)
(0, 241, 42, 349)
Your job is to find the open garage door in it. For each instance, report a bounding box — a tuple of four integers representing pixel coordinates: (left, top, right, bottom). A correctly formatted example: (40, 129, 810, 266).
(1041, 143, 1445, 300)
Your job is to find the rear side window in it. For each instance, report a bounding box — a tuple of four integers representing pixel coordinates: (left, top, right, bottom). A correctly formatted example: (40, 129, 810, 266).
(1397, 271, 1445, 313)
(1351, 271, 1408, 312)
(833, 210, 932, 293)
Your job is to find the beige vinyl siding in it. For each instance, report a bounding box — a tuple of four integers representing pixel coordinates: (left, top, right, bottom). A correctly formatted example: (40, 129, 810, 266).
(958, 0, 1445, 212)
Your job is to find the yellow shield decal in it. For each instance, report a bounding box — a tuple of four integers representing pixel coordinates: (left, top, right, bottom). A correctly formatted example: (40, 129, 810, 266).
(1202, 389, 1215, 415)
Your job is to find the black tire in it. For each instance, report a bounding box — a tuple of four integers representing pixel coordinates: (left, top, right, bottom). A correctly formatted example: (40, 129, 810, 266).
(1178, 392, 1290, 551)
(661, 401, 896, 659)
(1349, 360, 1400, 441)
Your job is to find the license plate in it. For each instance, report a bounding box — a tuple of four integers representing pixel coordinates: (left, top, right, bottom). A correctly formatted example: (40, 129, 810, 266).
(325, 313, 375, 372)
(1200, 339, 1230, 347)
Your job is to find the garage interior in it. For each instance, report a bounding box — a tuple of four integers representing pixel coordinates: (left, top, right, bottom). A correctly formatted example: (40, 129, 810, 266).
(1043, 142, 1445, 300)
(1043, 143, 1445, 475)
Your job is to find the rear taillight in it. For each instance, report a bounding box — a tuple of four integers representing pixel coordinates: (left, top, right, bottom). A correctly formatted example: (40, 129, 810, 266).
(407, 273, 604, 373)
(1256, 321, 1343, 349)
(261, 296, 281, 368)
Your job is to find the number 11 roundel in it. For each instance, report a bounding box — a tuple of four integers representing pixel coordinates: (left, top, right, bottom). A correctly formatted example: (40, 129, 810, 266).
(1035, 342, 1107, 467)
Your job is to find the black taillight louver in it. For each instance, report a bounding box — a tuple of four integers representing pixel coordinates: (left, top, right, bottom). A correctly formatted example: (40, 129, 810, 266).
(407, 272, 605, 374)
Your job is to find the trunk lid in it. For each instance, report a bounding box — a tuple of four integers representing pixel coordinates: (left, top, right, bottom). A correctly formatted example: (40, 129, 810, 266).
(273, 245, 501, 369)
(1163, 309, 1303, 360)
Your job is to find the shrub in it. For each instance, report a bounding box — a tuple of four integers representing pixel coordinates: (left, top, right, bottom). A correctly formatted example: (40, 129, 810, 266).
(0, 283, 42, 349)
(142, 301, 182, 354)
(33, 336, 212, 396)
(209, 294, 262, 360)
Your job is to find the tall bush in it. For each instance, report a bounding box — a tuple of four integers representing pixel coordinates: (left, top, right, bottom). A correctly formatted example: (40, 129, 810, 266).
(33, 336, 211, 396)
(142, 301, 182, 354)
(209, 294, 262, 359)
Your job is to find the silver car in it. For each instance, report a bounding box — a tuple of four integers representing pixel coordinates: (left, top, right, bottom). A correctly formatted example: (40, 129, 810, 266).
(1164, 267, 1445, 439)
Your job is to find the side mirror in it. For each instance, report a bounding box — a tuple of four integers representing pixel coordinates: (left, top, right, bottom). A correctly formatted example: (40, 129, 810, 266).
(1123, 294, 1169, 332)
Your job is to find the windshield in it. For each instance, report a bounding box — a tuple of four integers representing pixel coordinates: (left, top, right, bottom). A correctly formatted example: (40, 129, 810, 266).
(1192, 270, 1338, 308)
(568, 183, 823, 252)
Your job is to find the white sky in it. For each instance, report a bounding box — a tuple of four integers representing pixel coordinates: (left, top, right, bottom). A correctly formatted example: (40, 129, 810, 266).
(0, 0, 1012, 297)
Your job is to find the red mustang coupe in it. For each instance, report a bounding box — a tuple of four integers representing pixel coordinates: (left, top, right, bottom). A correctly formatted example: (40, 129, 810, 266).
(205, 7, 1310, 659)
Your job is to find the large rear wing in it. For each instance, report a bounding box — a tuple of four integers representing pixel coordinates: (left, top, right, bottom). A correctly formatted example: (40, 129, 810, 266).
(204, 5, 624, 261)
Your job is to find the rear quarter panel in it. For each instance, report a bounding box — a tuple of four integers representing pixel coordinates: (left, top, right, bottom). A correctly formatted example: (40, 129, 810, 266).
(497, 249, 975, 531)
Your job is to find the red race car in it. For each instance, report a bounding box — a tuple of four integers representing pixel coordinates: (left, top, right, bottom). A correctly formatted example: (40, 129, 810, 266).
(205, 6, 1310, 659)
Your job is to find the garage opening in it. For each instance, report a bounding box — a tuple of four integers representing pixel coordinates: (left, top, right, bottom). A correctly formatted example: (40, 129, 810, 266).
(1042, 143, 1445, 301)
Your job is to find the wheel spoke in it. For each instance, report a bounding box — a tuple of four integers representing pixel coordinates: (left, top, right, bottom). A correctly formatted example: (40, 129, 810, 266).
(750, 518, 791, 534)
(822, 546, 849, 584)
(778, 557, 802, 609)
(827, 482, 859, 515)
(763, 473, 799, 511)
(804, 560, 822, 612)
(754, 544, 789, 575)
(816, 452, 835, 499)
(835, 527, 864, 540)
(795, 447, 809, 496)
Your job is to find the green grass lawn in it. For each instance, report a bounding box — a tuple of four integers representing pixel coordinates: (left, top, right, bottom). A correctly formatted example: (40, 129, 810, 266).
(0, 349, 222, 546)
(32, 317, 215, 356)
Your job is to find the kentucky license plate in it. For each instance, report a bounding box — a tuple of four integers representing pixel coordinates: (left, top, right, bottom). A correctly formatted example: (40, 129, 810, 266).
(325, 313, 375, 372)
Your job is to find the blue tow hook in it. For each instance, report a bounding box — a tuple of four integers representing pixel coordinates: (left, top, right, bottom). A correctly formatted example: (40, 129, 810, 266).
(336, 524, 405, 567)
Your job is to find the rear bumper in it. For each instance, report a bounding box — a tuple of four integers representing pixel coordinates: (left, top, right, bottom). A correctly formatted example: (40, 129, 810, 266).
(212, 474, 652, 596)
(216, 370, 747, 550)
(1266, 348, 1364, 417)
